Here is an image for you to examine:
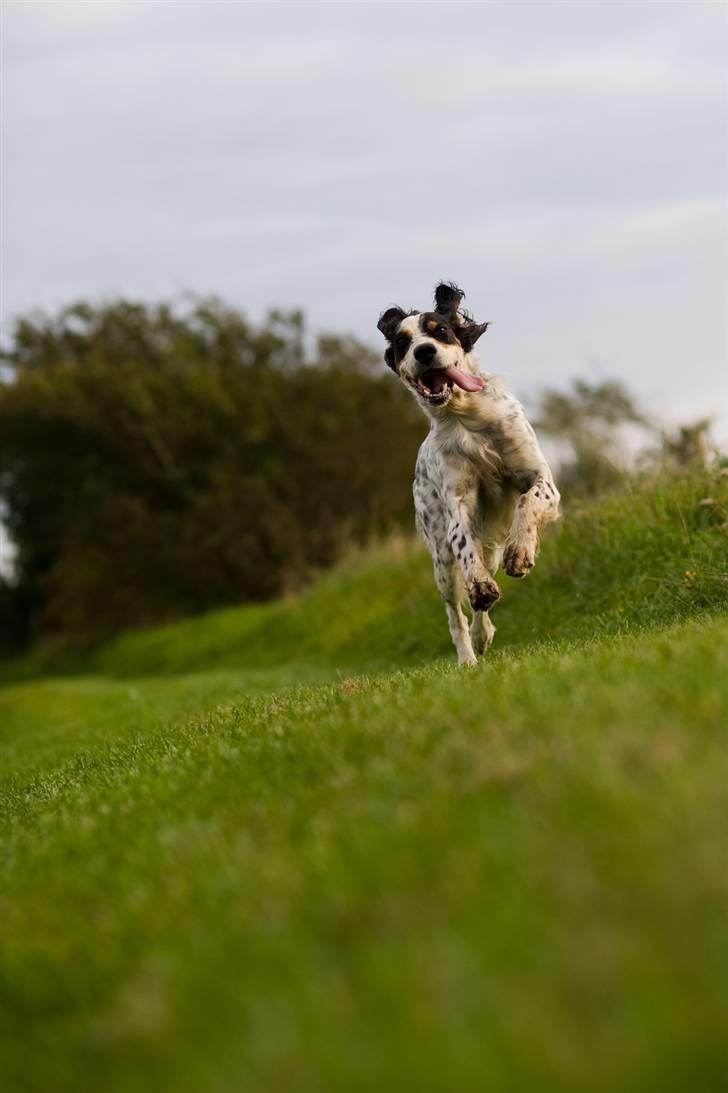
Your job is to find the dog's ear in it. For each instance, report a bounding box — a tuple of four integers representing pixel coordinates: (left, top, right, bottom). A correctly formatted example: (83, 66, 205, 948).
(435, 283, 489, 350)
(455, 317, 490, 351)
(377, 306, 405, 342)
(434, 281, 465, 316)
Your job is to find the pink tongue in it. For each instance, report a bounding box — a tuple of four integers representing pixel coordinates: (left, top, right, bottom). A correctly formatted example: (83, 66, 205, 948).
(443, 365, 484, 392)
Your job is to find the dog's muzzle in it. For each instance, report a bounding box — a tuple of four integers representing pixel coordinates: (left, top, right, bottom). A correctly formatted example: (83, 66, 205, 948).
(408, 353, 486, 404)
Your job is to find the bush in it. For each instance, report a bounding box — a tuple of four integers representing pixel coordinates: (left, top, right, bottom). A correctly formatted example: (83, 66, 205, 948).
(0, 298, 424, 646)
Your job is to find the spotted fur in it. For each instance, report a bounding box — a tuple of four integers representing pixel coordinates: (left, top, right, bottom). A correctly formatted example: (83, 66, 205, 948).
(378, 282, 560, 665)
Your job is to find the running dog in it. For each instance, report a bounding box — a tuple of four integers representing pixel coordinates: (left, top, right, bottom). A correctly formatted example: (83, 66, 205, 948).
(377, 281, 560, 664)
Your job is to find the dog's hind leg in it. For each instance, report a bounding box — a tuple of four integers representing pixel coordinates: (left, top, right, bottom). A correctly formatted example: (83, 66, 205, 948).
(432, 552, 477, 666)
(470, 610, 495, 656)
(469, 542, 500, 655)
(414, 460, 476, 665)
(443, 485, 500, 615)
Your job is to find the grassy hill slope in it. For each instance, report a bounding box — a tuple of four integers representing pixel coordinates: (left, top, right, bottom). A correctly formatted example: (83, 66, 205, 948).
(1, 471, 727, 1093)
(3, 469, 726, 683)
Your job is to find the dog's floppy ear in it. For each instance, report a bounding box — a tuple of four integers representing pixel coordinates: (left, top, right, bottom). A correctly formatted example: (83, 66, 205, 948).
(455, 317, 490, 351)
(378, 306, 406, 372)
(435, 282, 489, 350)
(434, 281, 465, 316)
(377, 306, 405, 342)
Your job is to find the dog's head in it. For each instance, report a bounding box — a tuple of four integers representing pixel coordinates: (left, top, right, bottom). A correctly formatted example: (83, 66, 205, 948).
(377, 282, 489, 408)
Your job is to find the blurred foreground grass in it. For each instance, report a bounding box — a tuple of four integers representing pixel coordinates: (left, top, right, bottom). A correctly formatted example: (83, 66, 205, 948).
(1, 470, 727, 1092)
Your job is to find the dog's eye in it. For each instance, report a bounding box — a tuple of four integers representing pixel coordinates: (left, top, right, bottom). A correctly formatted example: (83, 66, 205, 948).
(435, 325, 448, 337)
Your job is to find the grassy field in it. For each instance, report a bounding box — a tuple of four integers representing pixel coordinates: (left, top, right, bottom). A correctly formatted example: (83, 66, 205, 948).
(1, 471, 727, 1092)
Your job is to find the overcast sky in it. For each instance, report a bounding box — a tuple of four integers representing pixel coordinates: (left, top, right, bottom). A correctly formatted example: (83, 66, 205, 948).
(2, 0, 727, 437)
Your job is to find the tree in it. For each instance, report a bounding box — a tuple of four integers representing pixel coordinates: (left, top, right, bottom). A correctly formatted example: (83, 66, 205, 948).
(661, 418, 713, 469)
(0, 298, 423, 647)
(535, 379, 650, 498)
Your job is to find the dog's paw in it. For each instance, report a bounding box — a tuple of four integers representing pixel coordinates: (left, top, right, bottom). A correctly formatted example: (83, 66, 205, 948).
(468, 576, 500, 612)
(503, 537, 536, 578)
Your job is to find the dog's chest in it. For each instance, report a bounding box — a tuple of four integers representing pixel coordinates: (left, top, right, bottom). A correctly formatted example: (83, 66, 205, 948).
(433, 412, 508, 478)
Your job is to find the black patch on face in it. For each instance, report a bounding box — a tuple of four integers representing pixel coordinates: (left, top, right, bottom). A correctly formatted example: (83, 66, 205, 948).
(416, 309, 489, 354)
(393, 330, 412, 368)
(419, 313, 458, 347)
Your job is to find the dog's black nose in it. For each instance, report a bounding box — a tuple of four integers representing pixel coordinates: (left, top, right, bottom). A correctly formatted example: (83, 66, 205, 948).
(414, 343, 436, 365)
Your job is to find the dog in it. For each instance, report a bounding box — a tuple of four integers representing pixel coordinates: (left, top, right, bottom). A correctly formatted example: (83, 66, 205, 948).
(377, 282, 560, 664)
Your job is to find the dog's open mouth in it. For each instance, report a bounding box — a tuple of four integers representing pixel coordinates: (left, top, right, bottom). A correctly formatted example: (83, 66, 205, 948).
(409, 366, 485, 404)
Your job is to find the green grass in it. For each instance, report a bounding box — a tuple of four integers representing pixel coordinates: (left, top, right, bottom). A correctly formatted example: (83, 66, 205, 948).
(1, 471, 727, 1092)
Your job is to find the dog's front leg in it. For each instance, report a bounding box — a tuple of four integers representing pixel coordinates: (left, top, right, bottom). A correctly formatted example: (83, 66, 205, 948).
(503, 468, 560, 578)
(444, 477, 500, 612)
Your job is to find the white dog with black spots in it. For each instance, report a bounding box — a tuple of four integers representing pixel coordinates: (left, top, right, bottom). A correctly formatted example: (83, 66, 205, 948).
(377, 282, 560, 665)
